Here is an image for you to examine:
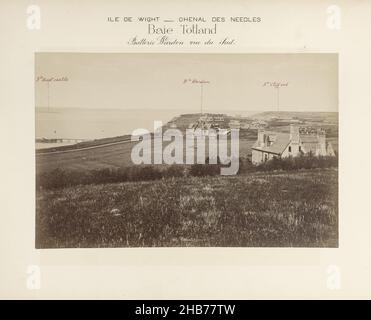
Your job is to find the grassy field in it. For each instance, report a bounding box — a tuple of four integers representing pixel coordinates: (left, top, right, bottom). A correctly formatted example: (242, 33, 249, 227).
(36, 168, 338, 248)
(36, 137, 256, 174)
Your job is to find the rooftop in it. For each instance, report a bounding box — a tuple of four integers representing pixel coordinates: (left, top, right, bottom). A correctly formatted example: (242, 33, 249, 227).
(252, 132, 291, 155)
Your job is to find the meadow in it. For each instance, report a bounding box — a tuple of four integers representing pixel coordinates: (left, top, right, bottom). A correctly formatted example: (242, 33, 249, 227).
(36, 136, 255, 174)
(36, 168, 338, 248)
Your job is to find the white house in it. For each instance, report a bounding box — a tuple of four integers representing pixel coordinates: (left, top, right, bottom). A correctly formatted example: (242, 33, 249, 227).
(251, 124, 335, 165)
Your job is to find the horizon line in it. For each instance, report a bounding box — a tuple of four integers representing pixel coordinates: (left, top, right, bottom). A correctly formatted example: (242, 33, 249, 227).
(35, 106, 338, 113)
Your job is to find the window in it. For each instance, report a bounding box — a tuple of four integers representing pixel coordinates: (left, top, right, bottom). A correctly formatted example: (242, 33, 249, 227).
(264, 153, 268, 162)
(299, 146, 302, 152)
(288, 146, 291, 152)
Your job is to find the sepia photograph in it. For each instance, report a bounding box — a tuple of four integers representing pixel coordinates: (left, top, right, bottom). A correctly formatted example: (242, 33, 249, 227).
(4, 0, 371, 302)
(35, 53, 338, 248)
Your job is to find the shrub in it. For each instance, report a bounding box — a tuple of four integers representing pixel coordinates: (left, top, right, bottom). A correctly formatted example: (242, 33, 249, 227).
(36, 153, 338, 190)
(189, 164, 220, 177)
(256, 154, 338, 171)
(161, 165, 186, 178)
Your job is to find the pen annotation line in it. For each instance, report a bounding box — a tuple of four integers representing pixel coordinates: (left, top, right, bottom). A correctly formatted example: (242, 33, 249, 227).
(163, 20, 174, 22)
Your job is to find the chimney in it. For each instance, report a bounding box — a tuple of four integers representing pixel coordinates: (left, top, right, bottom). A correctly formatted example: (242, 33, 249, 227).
(290, 124, 299, 143)
(317, 129, 327, 156)
(258, 129, 265, 147)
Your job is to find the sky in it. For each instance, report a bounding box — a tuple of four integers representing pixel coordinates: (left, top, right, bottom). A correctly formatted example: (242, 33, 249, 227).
(35, 53, 338, 113)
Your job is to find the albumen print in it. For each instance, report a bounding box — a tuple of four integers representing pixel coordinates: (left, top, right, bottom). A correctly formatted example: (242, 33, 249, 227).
(35, 53, 338, 248)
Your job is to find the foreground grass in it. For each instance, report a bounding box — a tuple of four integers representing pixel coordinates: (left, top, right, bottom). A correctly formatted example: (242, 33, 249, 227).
(36, 168, 338, 248)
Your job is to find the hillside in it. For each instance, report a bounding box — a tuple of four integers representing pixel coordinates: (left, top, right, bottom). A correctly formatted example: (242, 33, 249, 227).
(36, 135, 256, 174)
(36, 169, 338, 248)
(251, 111, 338, 123)
(164, 113, 232, 131)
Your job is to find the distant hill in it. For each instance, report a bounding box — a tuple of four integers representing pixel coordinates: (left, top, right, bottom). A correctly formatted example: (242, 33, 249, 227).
(165, 113, 231, 130)
(166, 111, 338, 127)
(250, 111, 338, 124)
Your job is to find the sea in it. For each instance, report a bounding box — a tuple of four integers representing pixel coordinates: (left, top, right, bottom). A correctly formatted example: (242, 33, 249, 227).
(35, 107, 257, 141)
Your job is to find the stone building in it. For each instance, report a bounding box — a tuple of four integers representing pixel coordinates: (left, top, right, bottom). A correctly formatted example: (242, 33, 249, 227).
(251, 124, 335, 165)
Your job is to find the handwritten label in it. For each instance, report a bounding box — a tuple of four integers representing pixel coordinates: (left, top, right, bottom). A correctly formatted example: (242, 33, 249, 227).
(36, 76, 69, 82)
(183, 79, 210, 84)
(263, 81, 288, 88)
